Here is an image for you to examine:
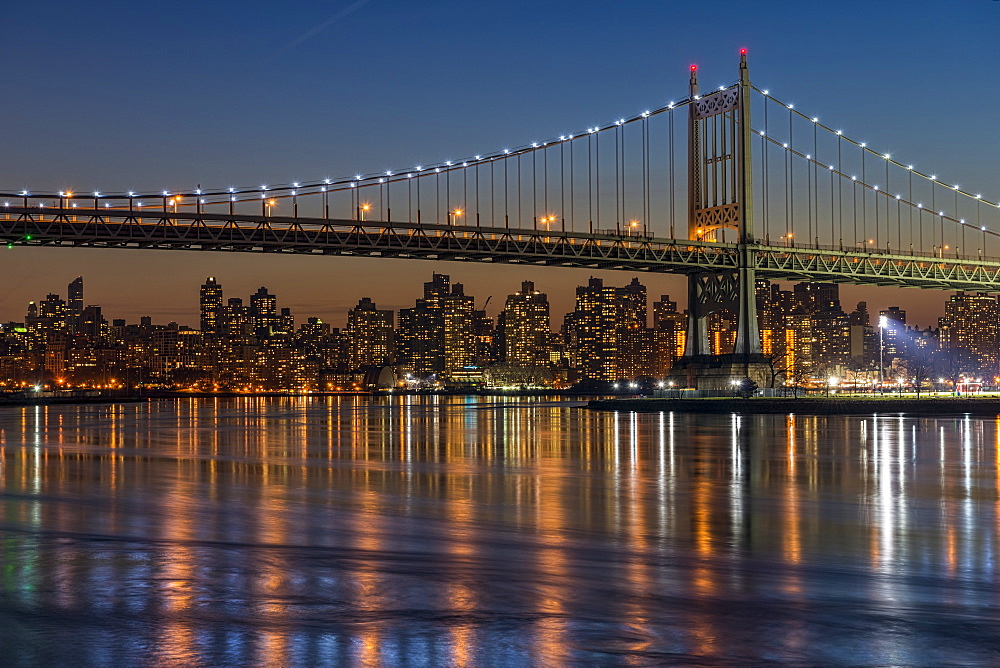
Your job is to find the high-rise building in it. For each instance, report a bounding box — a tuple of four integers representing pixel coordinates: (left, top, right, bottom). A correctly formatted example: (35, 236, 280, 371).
(222, 298, 250, 340)
(67, 276, 84, 330)
(28, 294, 68, 338)
(794, 283, 850, 370)
(249, 287, 278, 337)
(422, 273, 451, 307)
(707, 311, 737, 355)
(279, 308, 294, 335)
(397, 299, 445, 374)
(399, 273, 478, 375)
(501, 281, 550, 367)
(572, 277, 649, 380)
(878, 306, 907, 359)
(939, 292, 1000, 373)
(200, 277, 223, 335)
(573, 278, 621, 380)
(442, 282, 476, 372)
(472, 309, 497, 367)
(792, 282, 839, 314)
(346, 297, 394, 368)
(757, 279, 792, 358)
(79, 305, 106, 340)
(848, 301, 874, 365)
(652, 295, 686, 375)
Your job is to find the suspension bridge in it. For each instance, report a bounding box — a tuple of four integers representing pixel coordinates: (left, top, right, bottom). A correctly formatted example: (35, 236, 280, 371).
(2, 52, 997, 384)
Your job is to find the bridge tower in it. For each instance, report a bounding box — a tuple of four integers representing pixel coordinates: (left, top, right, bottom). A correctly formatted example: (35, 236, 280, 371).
(672, 51, 768, 389)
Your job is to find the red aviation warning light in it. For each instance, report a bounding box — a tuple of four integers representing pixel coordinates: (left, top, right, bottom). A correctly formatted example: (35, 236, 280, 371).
(740, 48, 747, 55)
(690, 64, 697, 72)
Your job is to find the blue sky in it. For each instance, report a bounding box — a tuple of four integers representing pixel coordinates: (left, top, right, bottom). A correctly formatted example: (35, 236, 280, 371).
(1, 0, 997, 326)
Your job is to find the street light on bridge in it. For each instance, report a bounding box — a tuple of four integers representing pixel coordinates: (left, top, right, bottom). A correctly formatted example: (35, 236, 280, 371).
(360, 203, 371, 221)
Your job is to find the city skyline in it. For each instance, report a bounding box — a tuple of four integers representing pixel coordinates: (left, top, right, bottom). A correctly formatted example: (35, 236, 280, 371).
(5, 269, 955, 333)
(6, 268, 996, 395)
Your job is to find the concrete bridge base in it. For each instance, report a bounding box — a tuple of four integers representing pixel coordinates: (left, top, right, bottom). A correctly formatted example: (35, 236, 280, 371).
(666, 354, 773, 391)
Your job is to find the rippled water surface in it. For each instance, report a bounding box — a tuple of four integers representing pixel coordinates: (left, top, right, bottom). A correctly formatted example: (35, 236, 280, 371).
(1, 397, 999, 666)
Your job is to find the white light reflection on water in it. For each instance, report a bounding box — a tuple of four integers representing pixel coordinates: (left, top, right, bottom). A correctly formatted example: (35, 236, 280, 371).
(0, 398, 998, 666)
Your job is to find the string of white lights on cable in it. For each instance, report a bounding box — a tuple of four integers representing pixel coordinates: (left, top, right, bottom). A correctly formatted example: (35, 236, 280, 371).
(756, 129, 999, 242)
(753, 86, 1000, 210)
(753, 90, 999, 241)
(0, 91, 722, 203)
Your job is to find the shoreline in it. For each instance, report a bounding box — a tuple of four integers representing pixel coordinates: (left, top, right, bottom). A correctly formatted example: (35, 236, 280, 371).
(587, 397, 1000, 416)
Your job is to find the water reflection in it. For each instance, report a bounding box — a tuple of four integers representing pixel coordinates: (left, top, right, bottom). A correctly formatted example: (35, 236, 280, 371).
(1, 397, 999, 665)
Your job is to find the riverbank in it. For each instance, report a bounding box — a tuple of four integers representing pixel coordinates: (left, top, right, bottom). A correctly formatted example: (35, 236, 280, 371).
(588, 396, 1000, 415)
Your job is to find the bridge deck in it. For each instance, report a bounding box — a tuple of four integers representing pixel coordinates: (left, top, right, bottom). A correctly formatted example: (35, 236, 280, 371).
(3, 208, 1000, 291)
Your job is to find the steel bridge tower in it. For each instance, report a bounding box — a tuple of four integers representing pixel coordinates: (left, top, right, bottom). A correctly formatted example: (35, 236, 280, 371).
(672, 51, 769, 389)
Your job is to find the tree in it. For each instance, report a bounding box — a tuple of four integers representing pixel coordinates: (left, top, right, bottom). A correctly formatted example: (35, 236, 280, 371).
(760, 336, 813, 393)
(934, 347, 977, 393)
(737, 377, 758, 399)
(902, 345, 935, 398)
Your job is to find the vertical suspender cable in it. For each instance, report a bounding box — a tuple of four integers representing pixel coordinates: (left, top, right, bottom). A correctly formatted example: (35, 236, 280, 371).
(956, 190, 961, 254)
(619, 124, 628, 232)
(830, 163, 835, 247)
(588, 133, 593, 233)
(781, 113, 792, 238)
(669, 108, 675, 238)
(545, 145, 550, 219)
(837, 134, 843, 248)
(896, 185, 903, 255)
(570, 138, 575, 232)
(788, 109, 793, 242)
(517, 154, 522, 228)
(812, 121, 818, 246)
(852, 160, 858, 249)
(615, 124, 621, 234)
(533, 149, 538, 229)
(503, 157, 509, 229)
(596, 131, 601, 232)
(641, 117, 647, 234)
(560, 141, 566, 232)
(763, 96, 769, 243)
(807, 127, 813, 246)
(860, 144, 866, 244)
(931, 179, 944, 257)
(887, 158, 892, 251)
(908, 170, 913, 254)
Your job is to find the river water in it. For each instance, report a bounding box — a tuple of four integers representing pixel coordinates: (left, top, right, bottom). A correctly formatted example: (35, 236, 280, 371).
(0, 396, 998, 666)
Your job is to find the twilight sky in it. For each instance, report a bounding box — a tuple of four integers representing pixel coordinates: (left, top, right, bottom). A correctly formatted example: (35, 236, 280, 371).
(1, 0, 998, 329)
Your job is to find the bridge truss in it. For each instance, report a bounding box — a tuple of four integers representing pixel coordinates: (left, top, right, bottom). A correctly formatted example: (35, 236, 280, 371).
(4, 207, 1000, 292)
